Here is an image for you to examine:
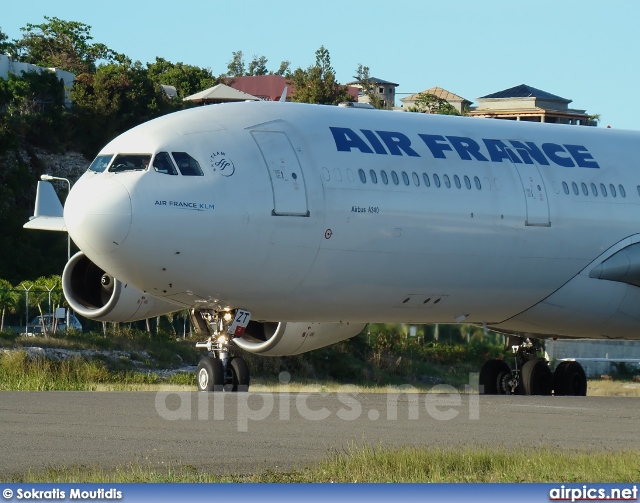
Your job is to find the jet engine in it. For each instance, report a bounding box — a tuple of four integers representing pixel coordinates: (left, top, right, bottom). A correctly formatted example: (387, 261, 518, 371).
(62, 252, 181, 322)
(233, 321, 367, 356)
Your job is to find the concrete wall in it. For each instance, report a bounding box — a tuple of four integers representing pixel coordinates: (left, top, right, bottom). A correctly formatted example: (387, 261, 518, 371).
(545, 339, 640, 377)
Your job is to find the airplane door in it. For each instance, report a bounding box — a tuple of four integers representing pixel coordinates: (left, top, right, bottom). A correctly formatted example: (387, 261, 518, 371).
(252, 131, 309, 216)
(512, 159, 551, 227)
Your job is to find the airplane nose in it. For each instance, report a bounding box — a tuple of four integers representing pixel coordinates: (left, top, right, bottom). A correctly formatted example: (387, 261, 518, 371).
(64, 176, 132, 255)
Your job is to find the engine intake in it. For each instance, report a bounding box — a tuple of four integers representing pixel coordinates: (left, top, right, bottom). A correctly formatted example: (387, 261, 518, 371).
(62, 252, 181, 322)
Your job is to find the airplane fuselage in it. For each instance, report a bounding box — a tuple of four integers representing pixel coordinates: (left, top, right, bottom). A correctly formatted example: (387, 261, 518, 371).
(63, 102, 640, 340)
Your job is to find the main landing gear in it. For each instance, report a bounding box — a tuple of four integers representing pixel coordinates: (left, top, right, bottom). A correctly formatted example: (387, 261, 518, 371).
(193, 309, 251, 392)
(479, 337, 587, 396)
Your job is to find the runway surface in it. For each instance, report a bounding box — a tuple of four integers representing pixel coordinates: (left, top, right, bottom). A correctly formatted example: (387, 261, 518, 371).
(1, 391, 639, 477)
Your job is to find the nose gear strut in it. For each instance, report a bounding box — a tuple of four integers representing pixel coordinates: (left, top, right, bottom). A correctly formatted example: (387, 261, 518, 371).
(193, 309, 251, 392)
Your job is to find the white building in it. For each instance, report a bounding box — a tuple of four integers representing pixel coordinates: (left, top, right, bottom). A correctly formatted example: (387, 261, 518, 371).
(0, 54, 75, 107)
(345, 77, 398, 110)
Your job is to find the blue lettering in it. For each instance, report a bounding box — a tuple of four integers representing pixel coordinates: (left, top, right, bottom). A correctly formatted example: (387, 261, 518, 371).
(564, 144, 600, 169)
(542, 143, 575, 167)
(330, 127, 373, 154)
(418, 134, 453, 159)
(507, 141, 549, 165)
(360, 129, 388, 155)
(375, 131, 420, 157)
(446, 136, 488, 161)
(483, 139, 514, 163)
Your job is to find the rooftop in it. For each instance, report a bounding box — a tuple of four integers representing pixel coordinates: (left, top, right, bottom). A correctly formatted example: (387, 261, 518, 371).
(479, 84, 571, 103)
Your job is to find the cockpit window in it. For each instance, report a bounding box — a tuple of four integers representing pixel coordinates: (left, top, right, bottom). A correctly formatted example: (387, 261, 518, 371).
(88, 154, 113, 173)
(153, 152, 178, 175)
(171, 152, 203, 176)
(109, 154, 151, 173)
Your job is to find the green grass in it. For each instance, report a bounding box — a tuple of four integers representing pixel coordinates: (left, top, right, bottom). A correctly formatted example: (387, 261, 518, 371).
(5, 445, 640, 483)
(0, 351, 165, 391)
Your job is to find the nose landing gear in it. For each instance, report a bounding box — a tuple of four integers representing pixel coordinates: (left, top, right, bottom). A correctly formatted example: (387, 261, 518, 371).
(193, 309, 251, 392)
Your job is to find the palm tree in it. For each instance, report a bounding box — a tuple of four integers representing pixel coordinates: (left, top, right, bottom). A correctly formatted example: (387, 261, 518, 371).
(0, 279, 19, 332)
(30, 277, 53, 336)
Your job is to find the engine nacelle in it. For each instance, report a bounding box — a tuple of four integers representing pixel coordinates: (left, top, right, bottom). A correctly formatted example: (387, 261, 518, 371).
(62, 252, 182, 322)
(234, 321, 367, 356)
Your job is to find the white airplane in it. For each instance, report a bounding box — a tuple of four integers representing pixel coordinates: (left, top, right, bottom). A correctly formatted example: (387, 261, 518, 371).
(25, 101, 640, 396)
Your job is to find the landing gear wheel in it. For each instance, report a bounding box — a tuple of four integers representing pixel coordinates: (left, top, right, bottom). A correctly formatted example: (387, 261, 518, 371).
(496, 370, 515, 395)
(521, 358, 553, 395)
(553, 361, 587, 396)
(197, 356, 223, 392)
(229, 357, 250, 392)
(479, 359, 511, 395)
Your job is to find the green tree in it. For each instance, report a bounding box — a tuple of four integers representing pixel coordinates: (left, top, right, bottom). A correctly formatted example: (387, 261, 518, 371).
(146, 57, 218, 99)
(247, 55, 268, 76)
(289, 46, 352, 105)
(410, 92, 460, 115)
(12, 16, 116, 74)
(0, 279, 19, 332)
(226, 50, 245, 77)
(273, 60, 291, 77)
(29, 276, 54, 336)
(71, 57, 178, 156)
(353, 64, 384, 109)
(0, 27, 15, 55)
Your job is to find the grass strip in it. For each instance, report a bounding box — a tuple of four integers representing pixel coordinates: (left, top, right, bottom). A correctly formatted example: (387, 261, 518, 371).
(5, 445, 640, 483)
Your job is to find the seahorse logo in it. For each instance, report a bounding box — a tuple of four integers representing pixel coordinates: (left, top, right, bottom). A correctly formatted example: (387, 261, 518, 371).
(210, 152, 235, 177)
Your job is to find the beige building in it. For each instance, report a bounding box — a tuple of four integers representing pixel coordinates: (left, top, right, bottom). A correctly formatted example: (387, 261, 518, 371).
(468, 84, 596, 126)
(400, 86, 471, 114)
(345, 77, 398, 110)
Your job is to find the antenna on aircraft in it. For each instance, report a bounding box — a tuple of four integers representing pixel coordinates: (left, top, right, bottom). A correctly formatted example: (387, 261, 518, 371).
(279, 86, 288, 102)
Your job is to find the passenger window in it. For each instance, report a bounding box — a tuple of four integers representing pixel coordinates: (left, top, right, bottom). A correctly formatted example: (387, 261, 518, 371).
(464, 176, 471, 190)
(109, 154, 151, 173)
(88, 154, 113, 173)
(619, 184, 626, 198)
(401, 171, 410, 186)
(380, 170, 388, 185)
(610, 184, 617, 197)
(434, 174, 441, 188)
(600, 183, 607, 197)
(474, 176, 481, 190)
(590, 183, 598, 196)
(454, 175, 461, 189)
(572, 182, 579, 195)
(358, 169, 366, 183)
(423, 173, 431, 187)
(171, 152, 203, 176)
(153, 152, 178, 175)
(391, 171, 399, 185)
(581, 182, 588, 196)
(369, 169, 377, 184)
(562, 181, 569, 195)
(412, 172, 420, 186)
(443, 174, 451, 188)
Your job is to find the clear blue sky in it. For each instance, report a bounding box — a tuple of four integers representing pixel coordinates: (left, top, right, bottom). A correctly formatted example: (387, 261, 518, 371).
(2, 0, 638, 129)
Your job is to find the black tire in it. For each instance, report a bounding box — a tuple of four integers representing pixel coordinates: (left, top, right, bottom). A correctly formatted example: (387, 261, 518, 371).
(479, 359, 511, 395)
(554, 361, 587, 396)
(521, 358, 553, 395)
(229, 357, 250, 392)
(197, 356, 223, 392)
(496, 370, 515, 395)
